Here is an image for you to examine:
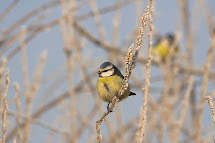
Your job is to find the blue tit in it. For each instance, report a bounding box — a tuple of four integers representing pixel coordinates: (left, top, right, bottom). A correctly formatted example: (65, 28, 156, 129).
(152, 33, 179, 61)
(96, 62, 136, 110)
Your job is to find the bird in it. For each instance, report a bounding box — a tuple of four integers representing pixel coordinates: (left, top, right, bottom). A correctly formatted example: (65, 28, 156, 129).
(96, 62, 136, 111)
(152, 33, 179, 61)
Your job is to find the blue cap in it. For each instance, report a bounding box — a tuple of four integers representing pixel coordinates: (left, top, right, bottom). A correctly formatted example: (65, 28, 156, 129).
(100, 62, 113, 69)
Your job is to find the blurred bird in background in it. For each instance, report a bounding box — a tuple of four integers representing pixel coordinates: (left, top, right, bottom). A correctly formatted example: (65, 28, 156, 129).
(152, 33, 179, 61)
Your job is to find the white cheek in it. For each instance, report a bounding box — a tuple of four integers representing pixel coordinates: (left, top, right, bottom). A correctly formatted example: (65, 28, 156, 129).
(101, 70, 114, 77)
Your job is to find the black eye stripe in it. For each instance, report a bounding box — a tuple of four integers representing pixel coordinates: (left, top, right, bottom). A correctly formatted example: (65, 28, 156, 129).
(102, 69, 109, 72)
(101, 67, 113, 73)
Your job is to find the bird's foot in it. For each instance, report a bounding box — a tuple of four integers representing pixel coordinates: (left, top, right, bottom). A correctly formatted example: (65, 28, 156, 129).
(107, 102, 113, 112)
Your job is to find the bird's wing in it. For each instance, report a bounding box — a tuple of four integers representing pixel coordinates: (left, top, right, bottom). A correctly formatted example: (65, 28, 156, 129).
(113, 65, 124, 79)
(119, 72, 124, 79)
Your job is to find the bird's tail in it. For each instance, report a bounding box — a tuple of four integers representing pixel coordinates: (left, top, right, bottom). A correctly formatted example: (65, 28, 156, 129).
(129, 91, 136, 96)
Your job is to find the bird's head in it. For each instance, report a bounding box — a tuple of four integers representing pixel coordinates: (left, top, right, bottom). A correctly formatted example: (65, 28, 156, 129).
(97, 62, 115, 77)
(165, 33, 176, 46)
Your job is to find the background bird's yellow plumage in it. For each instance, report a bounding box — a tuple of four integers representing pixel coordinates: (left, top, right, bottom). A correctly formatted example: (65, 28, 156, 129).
(152, 43, 170, 59)
(152, 34, 179, 61)
(96, 74, 130, 102)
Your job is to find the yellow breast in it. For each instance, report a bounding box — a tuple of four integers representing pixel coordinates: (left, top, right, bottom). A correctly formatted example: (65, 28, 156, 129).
(96, 75, 130, 102)
(152, 44, 170, 59)
(152, 43, 178, 60)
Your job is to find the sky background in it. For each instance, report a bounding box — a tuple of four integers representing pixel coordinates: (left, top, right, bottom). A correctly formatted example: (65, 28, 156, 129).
(0, 0, 215, 142)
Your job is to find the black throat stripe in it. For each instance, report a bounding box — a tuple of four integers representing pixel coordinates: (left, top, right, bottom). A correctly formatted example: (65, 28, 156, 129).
(103, 83, 110, 92)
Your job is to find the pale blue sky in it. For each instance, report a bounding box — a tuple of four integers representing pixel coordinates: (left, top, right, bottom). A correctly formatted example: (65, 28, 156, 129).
(1, 0, 215, 142)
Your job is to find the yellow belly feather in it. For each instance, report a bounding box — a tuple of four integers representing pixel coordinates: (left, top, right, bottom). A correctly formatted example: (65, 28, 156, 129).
(96, 75, 130, 102)
(152, 44, 169, 59)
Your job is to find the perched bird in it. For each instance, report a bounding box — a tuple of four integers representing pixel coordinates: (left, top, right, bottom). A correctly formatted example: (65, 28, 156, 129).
(152, 33, 179, 61)
(96, 62, 136, 110)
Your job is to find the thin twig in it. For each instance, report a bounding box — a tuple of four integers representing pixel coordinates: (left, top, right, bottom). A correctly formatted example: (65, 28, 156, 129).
(5, 110, 68, 135)
(0, 0, 21, 22)
(13, 82, 22, 143)
(1, 69, 10, 143)
(205, 96, 215, 124)
(136, 0, 153, 142)
(195, 28, 215, 143)
(60, 0, 78, 141)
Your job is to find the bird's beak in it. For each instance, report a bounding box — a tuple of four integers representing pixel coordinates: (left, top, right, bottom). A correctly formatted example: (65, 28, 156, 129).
(97, 71, 101, 74)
